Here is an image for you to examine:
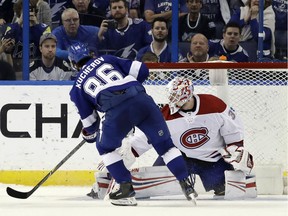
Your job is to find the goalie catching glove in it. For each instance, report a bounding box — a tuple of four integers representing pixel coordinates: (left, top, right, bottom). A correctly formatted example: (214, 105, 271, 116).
(219, 145, 254, 175)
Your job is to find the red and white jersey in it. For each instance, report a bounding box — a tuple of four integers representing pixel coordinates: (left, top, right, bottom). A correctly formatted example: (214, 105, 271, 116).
(130, 94, 244, 162)
(162, 94, 244, 162)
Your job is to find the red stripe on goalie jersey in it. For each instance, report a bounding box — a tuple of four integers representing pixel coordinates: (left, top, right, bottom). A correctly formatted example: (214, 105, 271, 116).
(160, 94, 235, 162)
(161, 94, 227, 120)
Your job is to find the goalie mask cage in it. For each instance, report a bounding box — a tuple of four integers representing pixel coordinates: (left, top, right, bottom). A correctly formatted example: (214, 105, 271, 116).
(143, 62, 288, 193)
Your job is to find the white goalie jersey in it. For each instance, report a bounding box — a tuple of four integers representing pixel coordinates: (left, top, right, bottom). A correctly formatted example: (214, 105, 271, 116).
(131, 93, 245, 163)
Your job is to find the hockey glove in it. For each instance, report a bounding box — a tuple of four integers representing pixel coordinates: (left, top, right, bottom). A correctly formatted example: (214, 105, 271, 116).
(82, 129, 98, 143)
(219, 145, 254, 175)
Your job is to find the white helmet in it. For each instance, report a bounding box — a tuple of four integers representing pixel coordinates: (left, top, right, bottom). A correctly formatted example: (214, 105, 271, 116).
(166, 77, 194, 115)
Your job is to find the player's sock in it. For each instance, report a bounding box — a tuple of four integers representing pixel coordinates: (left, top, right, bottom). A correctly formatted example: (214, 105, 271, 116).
(166, 155, 189, 181)
(106, 160, 131, 183)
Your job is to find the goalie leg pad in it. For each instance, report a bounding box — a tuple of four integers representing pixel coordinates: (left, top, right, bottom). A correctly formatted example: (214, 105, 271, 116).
(96, 166, 183, 199)
(131, 166, 181, 198)
(95, 171, 111, 199)
(245, 174, 257, 198)
(224, 170, 246, 200)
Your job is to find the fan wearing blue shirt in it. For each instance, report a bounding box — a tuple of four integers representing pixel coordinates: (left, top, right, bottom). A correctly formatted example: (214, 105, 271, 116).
(208, 22, 249, 62)
(52, 8, 99, 61)
(97, 0, 152, 60)
(136, 17, 183, 62)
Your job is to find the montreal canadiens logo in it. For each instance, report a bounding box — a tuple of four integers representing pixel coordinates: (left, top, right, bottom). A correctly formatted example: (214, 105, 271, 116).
(180, 127, 210, 149)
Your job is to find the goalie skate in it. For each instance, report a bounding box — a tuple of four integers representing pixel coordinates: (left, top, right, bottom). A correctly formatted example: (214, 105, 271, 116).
(179, 178, 197, 206)
(109, 182, 137, 206)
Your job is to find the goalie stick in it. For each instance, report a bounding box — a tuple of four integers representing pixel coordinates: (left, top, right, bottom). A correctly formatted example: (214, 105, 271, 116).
(6, 139, 86, 199)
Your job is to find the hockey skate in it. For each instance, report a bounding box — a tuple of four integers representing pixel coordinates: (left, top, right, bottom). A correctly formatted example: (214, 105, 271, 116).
(109, 182, 137, 206)
(179, 178, 198, 206)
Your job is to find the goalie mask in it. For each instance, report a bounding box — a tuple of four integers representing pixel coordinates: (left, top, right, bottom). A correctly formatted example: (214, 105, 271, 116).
(166, 77, 194, 115)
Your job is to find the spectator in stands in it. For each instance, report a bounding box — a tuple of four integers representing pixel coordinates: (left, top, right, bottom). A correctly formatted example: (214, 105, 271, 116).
(52, 8, 99, 61)
(48, 0, 72, 29)
(127, 0, 146, 19)
(30, 33, 73, 80)
(179, 0, 216, 42)
(200, 0, 231, 39)
(272, 0, 287, 60)
(208, 22, 249, 62)
(30, 0, 52, 28)
(97, 0, 152, 60)
(185, 33, 210, 62)
(229, 0, 275, 59)
(136, 17, 183, 62)
(92, 0, 110, 18)
(68, 0, 105, 27)
(144, 0, 188, 23)
(0, 0, 15, 26)
(140, 51, 162, 80)
(141, 51, 159, 62)
(0, 37, 15, 66)
(1, 0, 51, 73)
(128, 0, 143, 19)
(0, 59, 16, 80)
(229, 0, 244, 15)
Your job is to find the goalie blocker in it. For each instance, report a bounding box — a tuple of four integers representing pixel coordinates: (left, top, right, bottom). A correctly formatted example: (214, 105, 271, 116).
(94, 166, 257, 200)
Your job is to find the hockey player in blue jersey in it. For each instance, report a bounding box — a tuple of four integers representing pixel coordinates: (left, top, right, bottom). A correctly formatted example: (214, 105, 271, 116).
(68, 42, 197, 206)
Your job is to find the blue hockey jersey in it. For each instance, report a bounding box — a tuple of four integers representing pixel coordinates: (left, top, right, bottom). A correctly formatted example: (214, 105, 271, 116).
(208, 39, 249, 62)
(144, 0, 188, 14)
(70, 55, 149, 134)
(98, 18, 152, 60)
(136, 42, 183, 62)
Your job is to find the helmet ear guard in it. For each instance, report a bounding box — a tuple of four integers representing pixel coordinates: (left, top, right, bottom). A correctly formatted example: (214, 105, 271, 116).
(166, 77, 194, 115)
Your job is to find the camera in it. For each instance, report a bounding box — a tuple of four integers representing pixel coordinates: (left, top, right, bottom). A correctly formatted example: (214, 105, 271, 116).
(106, 20, 118, 29)
(2, 30, 15, 40)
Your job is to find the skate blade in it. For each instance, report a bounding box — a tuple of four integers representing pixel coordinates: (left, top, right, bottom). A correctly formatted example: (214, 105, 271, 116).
(110, 197, 137, 206)
(187, 193, 197, 206)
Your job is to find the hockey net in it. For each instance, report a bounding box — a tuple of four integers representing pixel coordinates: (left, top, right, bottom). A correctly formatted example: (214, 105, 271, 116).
(143, 62, 288, 176)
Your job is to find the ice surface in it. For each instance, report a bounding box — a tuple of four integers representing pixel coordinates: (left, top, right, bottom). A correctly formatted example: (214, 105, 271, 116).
(0, 184, 287, 216)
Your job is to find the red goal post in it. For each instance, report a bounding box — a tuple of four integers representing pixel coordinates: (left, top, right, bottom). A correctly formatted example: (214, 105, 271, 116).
(143, 62, 288, 186)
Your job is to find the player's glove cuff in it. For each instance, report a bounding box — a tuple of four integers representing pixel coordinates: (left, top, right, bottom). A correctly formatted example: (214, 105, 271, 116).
(82, 129, 97, 143)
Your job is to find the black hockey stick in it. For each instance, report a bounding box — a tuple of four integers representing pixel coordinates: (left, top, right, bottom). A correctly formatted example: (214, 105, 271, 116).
(6, 139, 86, 199)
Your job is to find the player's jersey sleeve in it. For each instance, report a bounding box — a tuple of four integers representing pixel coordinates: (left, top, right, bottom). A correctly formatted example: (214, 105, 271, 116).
(218, 105, 244, 145)
(70, 87, 100, 134)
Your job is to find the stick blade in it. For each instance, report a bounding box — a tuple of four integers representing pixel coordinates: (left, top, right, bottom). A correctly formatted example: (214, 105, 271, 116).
(6, 187, 31, 199)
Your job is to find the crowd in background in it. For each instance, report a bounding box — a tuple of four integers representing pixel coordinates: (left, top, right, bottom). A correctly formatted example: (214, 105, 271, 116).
(0, 0, 287, 80)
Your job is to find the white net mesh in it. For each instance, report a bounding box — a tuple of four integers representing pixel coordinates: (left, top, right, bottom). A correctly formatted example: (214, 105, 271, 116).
(143, 63, 288, 171)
